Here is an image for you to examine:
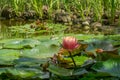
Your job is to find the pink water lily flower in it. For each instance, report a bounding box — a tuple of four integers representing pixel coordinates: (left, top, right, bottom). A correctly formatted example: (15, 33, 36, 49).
(62, 36, 79, 51)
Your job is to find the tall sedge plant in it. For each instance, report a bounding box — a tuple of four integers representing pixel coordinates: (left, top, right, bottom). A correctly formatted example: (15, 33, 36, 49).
(11, 0, 25, 16)
(13, 0, 19, 15)
(47, 0, 61, 19)
(0, 0, 120, 23)
(92, 0, 104, 21)
(103, 0, 117, 23)
(74, 0, 85, 20)
(111, 0, 116, 23)
(84, 0, 92, 17)
(56, 0, 60, 9)
(103, 0, 110, 13)
(30, 0, 43, 19)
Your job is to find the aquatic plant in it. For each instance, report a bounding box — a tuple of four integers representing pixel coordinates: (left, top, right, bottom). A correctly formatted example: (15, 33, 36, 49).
(9, 22, 67, 37)
(0, 34, 119, 79)
(62, 36, 80, 67)
(62, 36, 79, 51)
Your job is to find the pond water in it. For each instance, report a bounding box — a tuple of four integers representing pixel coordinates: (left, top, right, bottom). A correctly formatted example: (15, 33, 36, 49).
(0, 20, 120, 40)
(0, 20, 34, 39)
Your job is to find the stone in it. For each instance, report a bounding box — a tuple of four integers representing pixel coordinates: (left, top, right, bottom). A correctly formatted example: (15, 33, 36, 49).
(66, 15, 71, 22)
(91, 22, 102, 28)
(53, 9, 72, 24)
(84, 26, 90, 31)
(91, 22, 102, 31)
(21, 10, 37, 20)
(72, 18, 81, 25)
(82, 21, 89, 26)
(62, 17, 68, 23)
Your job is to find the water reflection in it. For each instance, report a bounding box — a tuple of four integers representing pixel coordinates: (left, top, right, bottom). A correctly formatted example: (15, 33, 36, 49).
(0, 20, 33, 39)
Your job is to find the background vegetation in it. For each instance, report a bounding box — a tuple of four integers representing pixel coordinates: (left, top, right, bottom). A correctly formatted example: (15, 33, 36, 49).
(0, 0, 120, 23)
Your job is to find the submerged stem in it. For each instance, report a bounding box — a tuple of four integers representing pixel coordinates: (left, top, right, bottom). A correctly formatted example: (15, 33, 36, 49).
(68, 51, 77, 68)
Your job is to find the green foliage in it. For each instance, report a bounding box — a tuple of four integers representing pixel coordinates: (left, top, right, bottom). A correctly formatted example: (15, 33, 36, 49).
(9, 22, 67, 37)
(3, 39, 40, 49)
(86, 40, 114, 55)
(64, 56, 89, 66)
(0, 35, 119, 79)
(46, 23, 67, 35)
(48, 64, 88, 76)
(0, 49, 19, 65)
(30, 0, 43, 18)
(1, 0, 120, 21)
(21, 40, 60, 58)
(0, 38, 61, 79)
(92, 58, 120, 78)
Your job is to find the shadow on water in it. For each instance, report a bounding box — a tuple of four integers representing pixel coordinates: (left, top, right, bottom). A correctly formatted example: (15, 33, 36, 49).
(0, 20, 34, 39)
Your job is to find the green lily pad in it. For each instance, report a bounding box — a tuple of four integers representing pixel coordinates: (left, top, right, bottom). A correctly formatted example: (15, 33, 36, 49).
(21, 39, 41, 48)
(3, 40, 23, 49)
(92, 58, 120, 78)
(64, 56, 89, 66)
(21, 39, 60, 58)
(48, 65, 73, 76)
(14, 57, 47, 68)
(48, 64, 88, 76)
(80, 72, 112, 80)
(3, 39, 40, 49)
(85, 40, 116, 57)
(72, 68, 88, 76)
(0, 68, 41, 78)
(10, 24, 35, 34)
(0, 49, 20, 65)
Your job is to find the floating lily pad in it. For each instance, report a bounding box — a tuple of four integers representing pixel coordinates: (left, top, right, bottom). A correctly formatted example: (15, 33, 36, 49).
(3, 39, 40, 49)
(48, 64, 88, 76)
(14, 57, 47, 68)
(10, 24, 35, 34)
(48, 64, 73, 76)
(0, 68, 41, 78)
(0, 49, 20, 65)
(85, 40, 116, 57)
(21, 39, 60, 58)
(92, 58, 120, 78)
(3, 40, 23, 49)
(64, 56, 89, 66)
(20, 39, 41, 48)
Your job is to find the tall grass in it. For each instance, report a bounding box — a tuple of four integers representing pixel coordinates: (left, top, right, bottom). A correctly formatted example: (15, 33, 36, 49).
(30, 0, 43, 19)
(91, 0, 103, 21)
(0, 0, 120, 23)
(111, 0, 116, 23)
